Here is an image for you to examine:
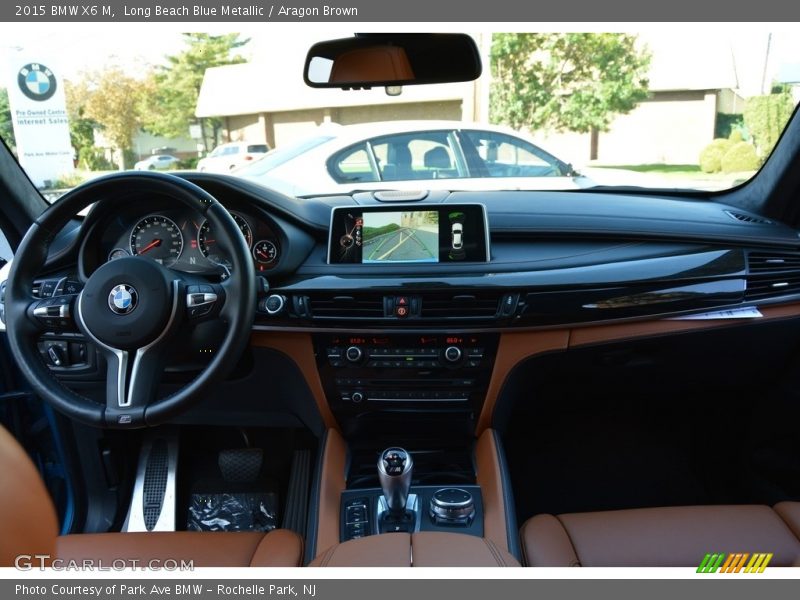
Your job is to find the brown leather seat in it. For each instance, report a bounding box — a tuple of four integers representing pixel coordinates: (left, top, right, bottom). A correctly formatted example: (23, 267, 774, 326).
(0, 425, 302, 567)
(310, 531, 519, 567)
(521, 504, 800, 567)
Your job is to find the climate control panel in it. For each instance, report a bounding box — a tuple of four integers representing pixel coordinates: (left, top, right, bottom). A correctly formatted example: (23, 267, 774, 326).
(315, 333, 499, 434)
(325, 341, 485, 370)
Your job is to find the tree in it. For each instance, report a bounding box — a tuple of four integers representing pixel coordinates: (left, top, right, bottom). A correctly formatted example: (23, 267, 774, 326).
(143, 33, 249, 152)
(490, 34, 650, 134)
(64, 80, 112, 170)
(0, 88, 15, 151)
(77, 67, 150, 169)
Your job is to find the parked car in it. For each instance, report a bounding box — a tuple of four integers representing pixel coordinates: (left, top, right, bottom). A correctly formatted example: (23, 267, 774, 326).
(197, 141, 270, 173)
(234, 121, 661, 196)
(133, 154, 179, 171)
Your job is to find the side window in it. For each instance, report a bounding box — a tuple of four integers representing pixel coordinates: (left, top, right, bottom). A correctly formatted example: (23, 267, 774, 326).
(0, 230, 11, 265)
(461, 130, 564, 178)
(369, 131, 463, 181)
(328, 143, 378, 183)
(223, 146, 239, 156)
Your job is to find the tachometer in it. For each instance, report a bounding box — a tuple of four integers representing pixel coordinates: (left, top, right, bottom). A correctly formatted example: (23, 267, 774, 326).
(197, 213, 253, 267)
(130, 215, 183, 267)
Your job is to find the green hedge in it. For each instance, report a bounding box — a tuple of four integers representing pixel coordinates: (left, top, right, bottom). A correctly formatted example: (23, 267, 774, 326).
(720, 141, 759, 173)
(743, 92, 795, 161)
(699, 138, 734, 173)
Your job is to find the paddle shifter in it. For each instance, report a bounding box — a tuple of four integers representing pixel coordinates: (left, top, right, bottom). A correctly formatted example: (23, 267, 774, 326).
(377, 447, 418, 532)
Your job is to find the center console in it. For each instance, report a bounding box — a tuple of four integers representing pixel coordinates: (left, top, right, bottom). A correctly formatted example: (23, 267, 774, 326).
(312, 332, 499, 544)
(314, 332, 499, 436)
(339, 446, 485, 542)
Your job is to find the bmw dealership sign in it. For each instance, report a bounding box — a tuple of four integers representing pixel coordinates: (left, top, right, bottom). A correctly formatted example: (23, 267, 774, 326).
(17, 63, 58, 102)
(6, 51, 74, 187)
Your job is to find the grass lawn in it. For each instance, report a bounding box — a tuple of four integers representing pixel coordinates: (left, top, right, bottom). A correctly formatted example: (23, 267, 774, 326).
(591, 163, 757, 189)
(592, 163, 756, 190)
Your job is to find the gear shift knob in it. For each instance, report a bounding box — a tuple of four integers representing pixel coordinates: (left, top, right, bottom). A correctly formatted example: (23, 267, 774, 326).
(378, 447, 413, 515)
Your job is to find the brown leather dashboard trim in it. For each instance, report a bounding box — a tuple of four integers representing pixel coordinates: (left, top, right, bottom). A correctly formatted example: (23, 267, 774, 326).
(250, 331, 338, 431)
(475, 330, 570, 434)
(476, 302, 800, 436)
(314, 428, 348, 560)
(475, 428, 511, 554)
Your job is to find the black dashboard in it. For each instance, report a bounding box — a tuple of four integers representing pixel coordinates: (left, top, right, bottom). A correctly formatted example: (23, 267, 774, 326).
(32, 172, 800, 334)
(14, 171, 800, 432)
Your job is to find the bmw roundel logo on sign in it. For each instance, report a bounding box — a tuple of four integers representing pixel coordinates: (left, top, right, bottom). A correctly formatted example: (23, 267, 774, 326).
(17, 63, 57, 102)
(108, 284, 139, 315)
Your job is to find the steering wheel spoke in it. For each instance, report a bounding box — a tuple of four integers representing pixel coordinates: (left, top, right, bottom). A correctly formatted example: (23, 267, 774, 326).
(102, 345, 169, 427)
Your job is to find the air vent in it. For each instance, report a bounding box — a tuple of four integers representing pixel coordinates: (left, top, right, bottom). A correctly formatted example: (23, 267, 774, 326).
(726, 210, 772, 225)
(746, 251, 800, 300)
(308, 294, 385, 319)
(419, 292, 501, 319)
(748, 252, 800, 272)
(745, 275, 800, 300)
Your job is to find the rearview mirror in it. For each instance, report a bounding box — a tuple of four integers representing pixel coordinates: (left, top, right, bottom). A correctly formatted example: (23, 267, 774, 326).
(304, 34, 482, 90)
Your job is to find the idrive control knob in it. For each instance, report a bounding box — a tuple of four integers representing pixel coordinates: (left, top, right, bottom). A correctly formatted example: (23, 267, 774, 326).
(429, 488, 475, 525)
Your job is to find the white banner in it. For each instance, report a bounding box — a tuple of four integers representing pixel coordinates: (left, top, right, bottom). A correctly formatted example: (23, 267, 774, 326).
(6, 50, 74, 188)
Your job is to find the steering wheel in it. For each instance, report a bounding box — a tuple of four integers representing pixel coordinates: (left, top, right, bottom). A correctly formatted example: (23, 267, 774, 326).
(5, 172, 256, 428)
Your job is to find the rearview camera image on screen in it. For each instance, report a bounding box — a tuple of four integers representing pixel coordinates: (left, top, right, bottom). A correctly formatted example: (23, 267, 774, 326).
(361, 211, 439, 263)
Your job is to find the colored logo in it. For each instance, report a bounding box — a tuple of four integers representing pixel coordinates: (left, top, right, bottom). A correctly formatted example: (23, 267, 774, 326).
(108, 284, 138, 315)
(17, 63, 57, 102)
(697, 552, 773, 573)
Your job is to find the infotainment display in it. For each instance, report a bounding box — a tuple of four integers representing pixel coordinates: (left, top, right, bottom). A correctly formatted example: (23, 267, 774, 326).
(328, 204, 489, 264)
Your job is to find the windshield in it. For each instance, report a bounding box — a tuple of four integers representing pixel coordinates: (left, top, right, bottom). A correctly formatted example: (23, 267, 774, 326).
(1, 27, 798, 199)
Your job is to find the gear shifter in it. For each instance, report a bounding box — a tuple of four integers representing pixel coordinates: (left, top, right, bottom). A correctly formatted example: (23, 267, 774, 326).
(378, 447, 413, 518)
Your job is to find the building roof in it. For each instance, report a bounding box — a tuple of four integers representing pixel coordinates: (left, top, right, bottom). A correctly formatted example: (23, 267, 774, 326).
(197, 31, 750, 120)
(196, 60, 474, 118)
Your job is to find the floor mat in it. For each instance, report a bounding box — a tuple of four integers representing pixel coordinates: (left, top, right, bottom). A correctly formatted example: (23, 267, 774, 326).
(187, 492, 278, 532)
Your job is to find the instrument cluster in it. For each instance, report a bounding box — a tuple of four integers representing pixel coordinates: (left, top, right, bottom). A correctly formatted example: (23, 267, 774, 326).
(101, 208, 282, 276)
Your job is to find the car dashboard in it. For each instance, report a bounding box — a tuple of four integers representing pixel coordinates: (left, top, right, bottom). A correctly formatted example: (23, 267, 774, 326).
(14, 173, 800, 436)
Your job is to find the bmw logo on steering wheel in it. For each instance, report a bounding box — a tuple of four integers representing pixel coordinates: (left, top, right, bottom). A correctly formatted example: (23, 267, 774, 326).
(108, 284, 138, 315)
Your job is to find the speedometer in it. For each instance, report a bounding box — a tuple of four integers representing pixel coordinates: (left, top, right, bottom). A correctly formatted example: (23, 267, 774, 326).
(197, 213, 253, 267)
(130, 215, 183, 267)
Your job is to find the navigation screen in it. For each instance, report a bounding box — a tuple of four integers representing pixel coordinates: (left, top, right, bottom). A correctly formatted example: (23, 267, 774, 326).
(329, 204, 489, 264)
(362, 211, 439, 263)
